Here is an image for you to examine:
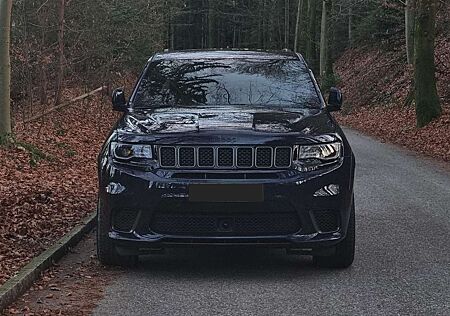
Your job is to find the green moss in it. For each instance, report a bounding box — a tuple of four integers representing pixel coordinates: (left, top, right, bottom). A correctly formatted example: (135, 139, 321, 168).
(56, 142, 69, 149)
(64, 149, 77, 158)
(0, 133, 13, 146)
(15, 141, 55, 166)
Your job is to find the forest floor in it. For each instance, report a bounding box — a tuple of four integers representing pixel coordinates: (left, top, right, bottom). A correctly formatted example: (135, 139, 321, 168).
(0, 90, 120, 287)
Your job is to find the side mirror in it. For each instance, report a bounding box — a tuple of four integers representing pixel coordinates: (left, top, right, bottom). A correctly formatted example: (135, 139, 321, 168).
(327, 87, 343, 112)
(112, 88, 128, 112)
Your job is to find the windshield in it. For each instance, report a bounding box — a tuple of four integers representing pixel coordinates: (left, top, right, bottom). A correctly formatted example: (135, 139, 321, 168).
(132, 58, 321, 109)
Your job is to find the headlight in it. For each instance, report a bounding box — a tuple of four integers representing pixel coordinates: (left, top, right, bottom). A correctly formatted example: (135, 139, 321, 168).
(110, 142, 153, 161)
(296, 142, 341, 161)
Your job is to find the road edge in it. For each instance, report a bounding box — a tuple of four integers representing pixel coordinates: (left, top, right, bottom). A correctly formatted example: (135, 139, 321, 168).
(0, 212, 97, 312)
(341, 127, 450, 172)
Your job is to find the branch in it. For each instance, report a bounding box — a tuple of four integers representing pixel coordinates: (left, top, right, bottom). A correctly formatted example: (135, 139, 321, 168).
(21, 86, 107, 124)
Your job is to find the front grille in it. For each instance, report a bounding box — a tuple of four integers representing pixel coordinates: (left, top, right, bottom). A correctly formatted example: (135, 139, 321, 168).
(275, 147, 292, 167)
(151, 212, 301, 236)
(160, 147, 176, 167)
(237, 147, 253, 167)
(256, 147, 272, 168)
(179, 147, 195, 167)
(313, 210, 340, 233)
(217, 148, 233, 167)
(158, 146, 292, 169)
(198, 147, 214, 167)
(113, 209, 139, 232)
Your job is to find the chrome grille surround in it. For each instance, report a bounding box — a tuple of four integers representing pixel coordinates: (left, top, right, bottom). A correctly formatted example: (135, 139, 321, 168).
(158, 146, 292, 169)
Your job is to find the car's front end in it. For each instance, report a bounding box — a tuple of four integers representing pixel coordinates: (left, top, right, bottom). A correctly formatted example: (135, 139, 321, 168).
(97, 50, 356, 268)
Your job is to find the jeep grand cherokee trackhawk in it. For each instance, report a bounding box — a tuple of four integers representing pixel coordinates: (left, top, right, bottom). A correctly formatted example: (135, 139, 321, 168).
(97, 50, 356, 268)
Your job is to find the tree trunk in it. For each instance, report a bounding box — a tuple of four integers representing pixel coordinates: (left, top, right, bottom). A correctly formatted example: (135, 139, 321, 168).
(232, 1, 237, 48)
(348, 5, 353, 48)
(208, 0, 215, 48)
(294, 0, 303, 52)
(201, 0, 206, 48)
(405, 0, 416, 64)
(54, 0, 65, 105)
(285, 0, 290, 49)
(22, 3, 33, 115)
(306, 0, 317, 71)
(0, 0, 12, 136)
(414, 0, 441, 127)
(39, 5, 48, 105)
(170, 23, 175, 49)
(167, 2, 174, 50)
(320, 0, 332, 78)
(39, 66, 48, 105)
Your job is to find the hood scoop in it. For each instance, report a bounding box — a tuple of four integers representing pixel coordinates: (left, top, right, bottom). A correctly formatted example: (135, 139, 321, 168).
(252, 112, 304, 133)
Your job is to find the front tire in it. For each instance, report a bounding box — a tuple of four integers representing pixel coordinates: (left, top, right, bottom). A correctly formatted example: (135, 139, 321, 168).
(313, 199, 355, 269)
(96, 199, 138, 267)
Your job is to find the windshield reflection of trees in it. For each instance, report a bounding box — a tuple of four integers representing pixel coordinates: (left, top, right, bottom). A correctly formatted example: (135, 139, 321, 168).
(134, 59, 320, 109)
(234, 60, 320, 108)
(136, 60, 230, 106)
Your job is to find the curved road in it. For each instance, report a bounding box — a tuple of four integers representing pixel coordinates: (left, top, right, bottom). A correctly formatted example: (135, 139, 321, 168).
(94, 129, 450, 315)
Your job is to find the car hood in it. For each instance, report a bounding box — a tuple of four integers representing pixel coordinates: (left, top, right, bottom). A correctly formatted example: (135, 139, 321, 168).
(117, 106, 337, 136)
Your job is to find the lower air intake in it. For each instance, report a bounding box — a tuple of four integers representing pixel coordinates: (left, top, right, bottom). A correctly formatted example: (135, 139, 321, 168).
(313, 210, 340, 233)
(113, 209, 139, 232)
(151, 212, 301, 236)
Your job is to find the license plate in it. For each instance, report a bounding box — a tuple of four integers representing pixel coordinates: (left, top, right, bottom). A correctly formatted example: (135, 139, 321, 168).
(189, 184, 264, 202)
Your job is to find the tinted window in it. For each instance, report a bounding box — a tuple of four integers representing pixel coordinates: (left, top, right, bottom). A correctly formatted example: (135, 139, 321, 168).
(132, 58, 320, 109)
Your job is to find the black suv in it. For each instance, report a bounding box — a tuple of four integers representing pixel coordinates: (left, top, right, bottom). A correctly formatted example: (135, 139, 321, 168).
(97, 50, 356, 268)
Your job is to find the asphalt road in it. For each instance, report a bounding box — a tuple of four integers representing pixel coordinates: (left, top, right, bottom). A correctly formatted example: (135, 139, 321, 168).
(94, 129, 450, 316)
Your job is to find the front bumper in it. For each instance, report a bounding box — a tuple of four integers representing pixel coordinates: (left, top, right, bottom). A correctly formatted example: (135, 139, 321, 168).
(99, 155, 355, 254)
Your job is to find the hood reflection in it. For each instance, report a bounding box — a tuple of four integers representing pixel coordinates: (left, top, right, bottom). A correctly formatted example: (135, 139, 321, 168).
(119, 107, 335, 136)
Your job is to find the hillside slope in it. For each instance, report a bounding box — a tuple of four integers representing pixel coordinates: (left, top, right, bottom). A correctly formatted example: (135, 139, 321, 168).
(334, 34, 450, 162)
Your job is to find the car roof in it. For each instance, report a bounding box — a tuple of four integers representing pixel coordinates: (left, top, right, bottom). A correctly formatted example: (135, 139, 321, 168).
(152, 49, 302, 62)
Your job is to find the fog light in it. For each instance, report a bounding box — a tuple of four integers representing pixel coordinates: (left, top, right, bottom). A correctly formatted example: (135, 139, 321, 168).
(313, 184, 340, 197)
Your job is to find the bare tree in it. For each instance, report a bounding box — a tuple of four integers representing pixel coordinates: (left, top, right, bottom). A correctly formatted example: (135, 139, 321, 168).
(348, 3, 353, 48)
(208, 0, 215, 48)
(0, 0, 12, 136)
(414, 0, 441, 127)
(285, 0, 290, 49)
(405, 0, 415, 64)
(294, 0, 304, 52)
(54, 0, 65, 105)
(320, 0, 332, 78)
(306, 0, 317, 71)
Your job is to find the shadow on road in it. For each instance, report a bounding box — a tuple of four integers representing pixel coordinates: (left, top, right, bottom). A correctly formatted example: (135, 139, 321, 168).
(134, 247, 347, 280)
